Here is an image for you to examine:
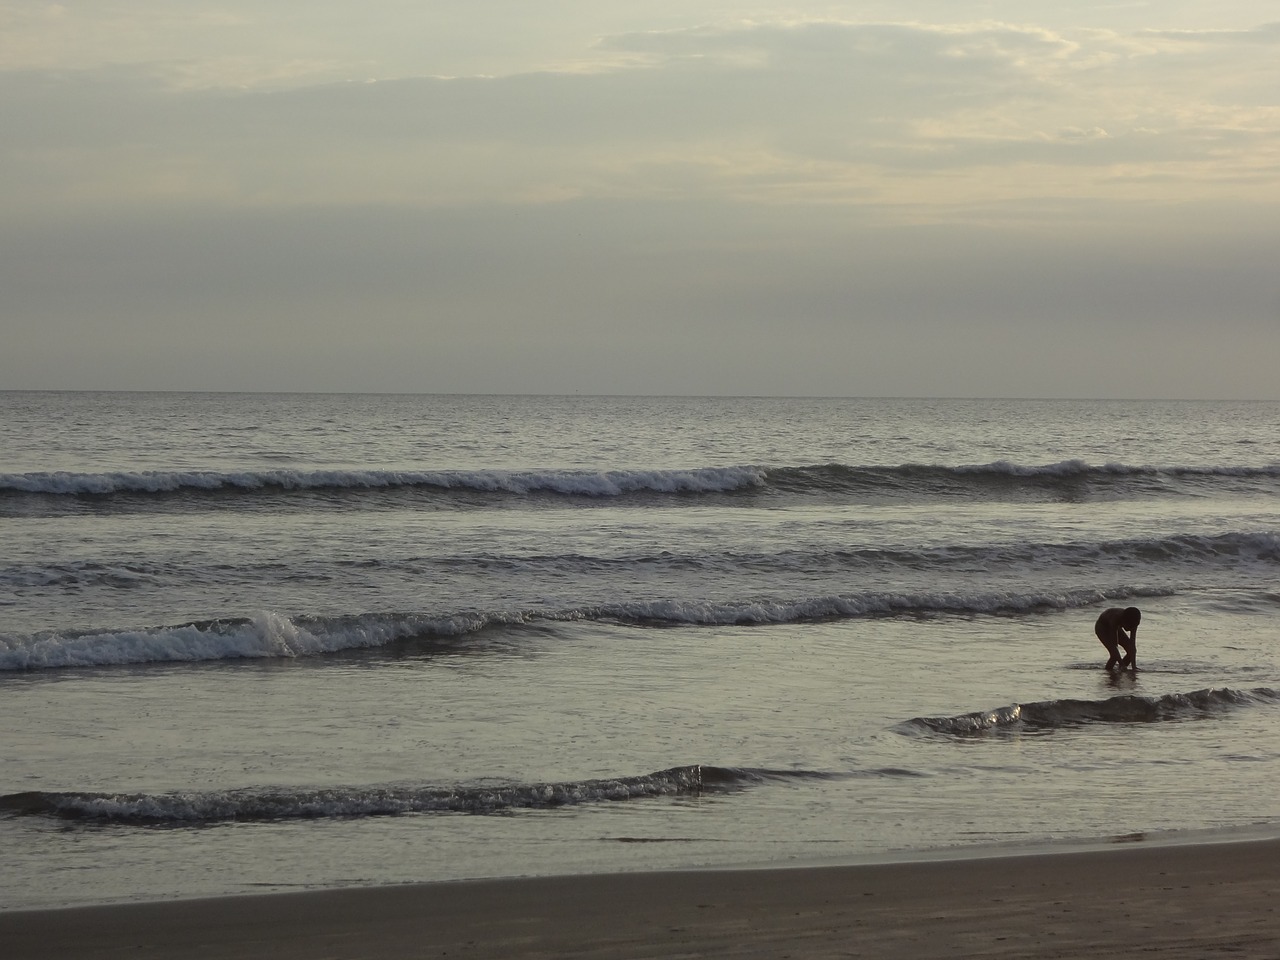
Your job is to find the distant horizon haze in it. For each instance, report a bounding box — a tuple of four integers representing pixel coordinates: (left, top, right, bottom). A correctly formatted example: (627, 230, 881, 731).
(3, 3, 1277, 399)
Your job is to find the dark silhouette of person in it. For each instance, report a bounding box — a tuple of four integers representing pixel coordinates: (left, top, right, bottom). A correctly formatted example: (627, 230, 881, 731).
(1094, 606, 1141, 670)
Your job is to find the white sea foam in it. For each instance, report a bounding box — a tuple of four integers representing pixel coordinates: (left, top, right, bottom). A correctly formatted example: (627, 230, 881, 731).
(0, 586, 1174, 671)
(0, 612, 416, 670)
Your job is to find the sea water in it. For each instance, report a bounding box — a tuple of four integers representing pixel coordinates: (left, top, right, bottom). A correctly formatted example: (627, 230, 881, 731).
(2, 393, 1279, 909)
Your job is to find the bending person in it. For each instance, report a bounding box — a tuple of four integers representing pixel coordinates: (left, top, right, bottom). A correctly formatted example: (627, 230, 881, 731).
(1094, 606, 1141, 670)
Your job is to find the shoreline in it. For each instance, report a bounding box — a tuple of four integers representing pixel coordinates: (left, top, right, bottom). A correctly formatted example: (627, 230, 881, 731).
(5, 835, 1280, 959)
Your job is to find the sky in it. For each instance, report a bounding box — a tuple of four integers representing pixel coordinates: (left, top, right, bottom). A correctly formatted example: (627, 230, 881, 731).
(2, 2, 1278, 398)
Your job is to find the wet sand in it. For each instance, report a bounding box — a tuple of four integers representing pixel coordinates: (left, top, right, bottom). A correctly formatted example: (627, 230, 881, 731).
(4, 838, 1279, 959)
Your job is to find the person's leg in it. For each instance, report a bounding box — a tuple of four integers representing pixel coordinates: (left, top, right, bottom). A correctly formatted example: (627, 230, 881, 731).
(1118, 635, 1135, 669)
(1096, 625, 1121, 669)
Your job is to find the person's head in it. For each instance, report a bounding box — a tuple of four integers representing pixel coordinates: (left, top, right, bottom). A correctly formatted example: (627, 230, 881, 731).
(1121, 607, 1142, 629)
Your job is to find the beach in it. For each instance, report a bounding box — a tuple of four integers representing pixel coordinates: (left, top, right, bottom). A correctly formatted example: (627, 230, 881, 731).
(5, 837, 1279, 959)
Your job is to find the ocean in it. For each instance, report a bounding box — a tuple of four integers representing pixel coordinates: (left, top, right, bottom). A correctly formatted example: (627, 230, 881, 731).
(2, 392, 1279, 910)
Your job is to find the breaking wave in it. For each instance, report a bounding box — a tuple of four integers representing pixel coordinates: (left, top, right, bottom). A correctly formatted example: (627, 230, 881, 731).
(0, 586, 1172, 671)
(905, 687, 1280, 736)
(4, 460, 1278, 514)
(0, 765, 817, 823)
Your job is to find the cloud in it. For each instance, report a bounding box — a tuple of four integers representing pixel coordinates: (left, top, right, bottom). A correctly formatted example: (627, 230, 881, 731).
(3, 13, 1277, 396)
(3, 18, 1277, 222)
(1138, 21, 1280, 44)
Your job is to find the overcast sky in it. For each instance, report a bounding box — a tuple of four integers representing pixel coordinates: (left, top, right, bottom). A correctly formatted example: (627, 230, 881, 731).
(3, 2, 1278, 398)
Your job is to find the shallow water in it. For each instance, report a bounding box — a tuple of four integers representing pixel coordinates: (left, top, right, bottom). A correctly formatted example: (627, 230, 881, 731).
(2, 393, 1279, 909)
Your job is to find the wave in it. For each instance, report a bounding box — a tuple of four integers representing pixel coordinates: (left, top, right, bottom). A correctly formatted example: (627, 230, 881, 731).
(4, 532, 1276, 595)
(0, 612, 425, 670)
(0, 466, 767, 499)
(809, 530, 1280, 573)
(0, 765, 821, 823)
(0, 586, 1171, 671)
(905, 687, 1280, 736)
(4, 461, 1278, 513)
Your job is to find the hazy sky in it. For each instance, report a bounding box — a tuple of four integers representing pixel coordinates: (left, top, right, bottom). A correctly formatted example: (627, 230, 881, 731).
(3, 2, 1278, 397)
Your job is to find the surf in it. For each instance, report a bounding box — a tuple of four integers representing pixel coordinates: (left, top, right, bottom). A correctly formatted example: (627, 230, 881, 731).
(5, 461, 1279, 516)
(0, 585, 1177, 671)
(904, 687, 1280, 736)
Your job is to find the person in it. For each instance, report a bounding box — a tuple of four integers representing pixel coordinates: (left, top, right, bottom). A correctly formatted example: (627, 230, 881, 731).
(1094, 606, 1141, 670)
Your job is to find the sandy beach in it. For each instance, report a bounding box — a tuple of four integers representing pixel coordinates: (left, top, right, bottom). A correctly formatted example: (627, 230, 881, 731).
(4, 837, 1279, 959)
